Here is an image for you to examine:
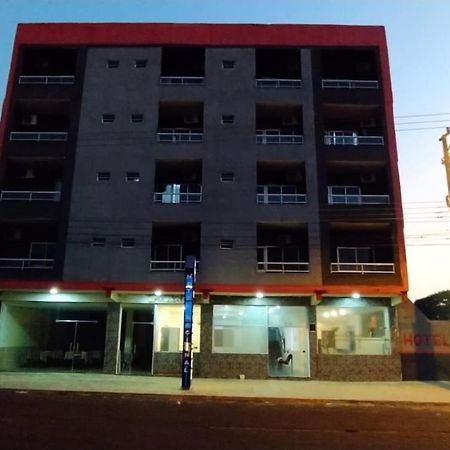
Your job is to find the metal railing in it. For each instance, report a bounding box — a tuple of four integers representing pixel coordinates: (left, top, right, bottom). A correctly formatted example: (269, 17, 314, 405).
(157, 129, 203, 143)
(256, 130, 303, 145)
(257, 260, 309, 273)
(160, 76, 204, 85)
(150, 260, 200, 272)
(324, 131, 384, 146)
(256, 78, 302, 88)
(328, 194, 390, 205)
(0, 258, 55, 269)
(321, 79, 379, 89)
(256, 186, 307, 204)
(330, 262, 395, 274)
(0, 190, 61, 201)
(9, 131, 68, 142)
(154, 185, 202, 204)
(18, 75, 75, 85)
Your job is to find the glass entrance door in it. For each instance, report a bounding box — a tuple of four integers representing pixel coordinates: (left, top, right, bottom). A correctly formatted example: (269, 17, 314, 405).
(267, 306, 310, 377)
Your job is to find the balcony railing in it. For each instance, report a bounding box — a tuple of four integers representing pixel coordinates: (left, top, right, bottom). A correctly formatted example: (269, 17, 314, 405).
(257, 246, 309, 273)
(150, 260, 199, 272)
(154, 184, 202, 204)
(9, 131, 68, 142)
(256, 78, 302, 88)
(330, 262, 395, 274)
(328, 193, 390, 205)
(257, 260, 309, 273)
(324, 131, 384, 146)
(257, 185, 306, 204)
(160, 76, 204, 86)
(256, 130, 303, 145)
(18, 75, 75, 85)
(157, 128, 203, 143)
(0, 190, 61, 201)
(321, 79, 379, 89)
(0, 258, 55, 269)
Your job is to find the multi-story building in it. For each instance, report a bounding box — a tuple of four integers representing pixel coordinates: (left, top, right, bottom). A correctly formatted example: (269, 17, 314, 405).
(0, 23, 408, 380)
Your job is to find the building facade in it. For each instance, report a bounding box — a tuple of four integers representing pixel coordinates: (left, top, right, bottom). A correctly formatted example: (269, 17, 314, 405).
(0, 23, 408, 380)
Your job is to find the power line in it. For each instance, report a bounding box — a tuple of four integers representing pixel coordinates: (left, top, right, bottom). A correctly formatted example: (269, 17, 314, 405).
(394, 112, 450, 119)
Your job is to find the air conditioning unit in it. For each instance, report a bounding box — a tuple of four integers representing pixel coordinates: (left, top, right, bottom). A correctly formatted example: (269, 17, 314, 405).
(22, 114, 38, 126)
(360, 173, 377, 183)
(282, 116, 298, 126)
(184, 113, 199, 125)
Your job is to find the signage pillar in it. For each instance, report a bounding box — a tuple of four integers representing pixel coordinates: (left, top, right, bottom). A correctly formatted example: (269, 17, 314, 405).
(181, 255, 196, 390)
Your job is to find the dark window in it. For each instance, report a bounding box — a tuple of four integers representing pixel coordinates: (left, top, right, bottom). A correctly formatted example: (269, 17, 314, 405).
(220, 239, 234, 250)
(107, 60, 119, 69)
(131, 114, 144, 123)
(221, 115, 235, 124)
(97, 172, 111, 182)
(135, 59, 147, 68)
(91, 237, 106, 247)
(126, 172, 140, 182)
(222, 60, 235, 69)
(121, 238, 136, 248)
(102, 114, 115, 123)
(220, 172, 235, 182)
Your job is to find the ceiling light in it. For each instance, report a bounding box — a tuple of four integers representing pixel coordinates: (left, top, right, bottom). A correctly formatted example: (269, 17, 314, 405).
(256, 292, 264, 299)
(154, 289, 162, 297)
(49, 287, 59, 295)
(352, 292, 361, 299)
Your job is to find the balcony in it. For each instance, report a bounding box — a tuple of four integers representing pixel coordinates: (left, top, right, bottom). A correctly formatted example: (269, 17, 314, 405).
(150, 224, 200, 272)
(256, 48, 302, 88)
(19, 47, 77, 85)
(330, 261, 395, 274)
(160, 47, 205, 85)
(0, 240, 56, 270)
(0, 190, 61, 201)
(256, 104, 303, 145)
(257, 186, 306, 204)
(328, 186, 389, 205)
(10, 132, 68, 142)
(320, 49, 379, 89)
(257, 224, 309, 273)
(257, 246, 309, 273)
(322, 79, 378, 89)
(154, 184, 202, 204)
(157, 102, 203, 143)
(324, 131, 383, 146)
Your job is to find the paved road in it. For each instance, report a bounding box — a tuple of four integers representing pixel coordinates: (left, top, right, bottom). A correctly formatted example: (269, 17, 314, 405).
(0, 389, 449, 450)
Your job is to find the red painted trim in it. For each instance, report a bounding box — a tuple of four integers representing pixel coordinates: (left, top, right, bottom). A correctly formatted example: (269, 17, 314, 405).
(14, 23, 387, 47)
(0, 279, 404, 297)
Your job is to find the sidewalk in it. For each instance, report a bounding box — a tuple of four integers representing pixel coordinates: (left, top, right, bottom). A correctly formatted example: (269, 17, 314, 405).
(1, 372, 450, 404)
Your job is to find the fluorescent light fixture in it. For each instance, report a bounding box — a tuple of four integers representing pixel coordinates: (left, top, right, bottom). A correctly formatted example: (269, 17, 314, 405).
(49, 287, 59, 295)
(256, 292, 264, 299)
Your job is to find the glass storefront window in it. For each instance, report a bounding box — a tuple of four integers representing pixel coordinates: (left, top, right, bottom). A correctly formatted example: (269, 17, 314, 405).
(155, 304, 201, 353)
(212, 305, 268, 354)
(317, 306, 391, 355)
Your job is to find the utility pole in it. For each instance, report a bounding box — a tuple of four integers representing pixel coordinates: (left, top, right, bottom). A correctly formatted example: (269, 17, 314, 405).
(439, 128, 450, 207)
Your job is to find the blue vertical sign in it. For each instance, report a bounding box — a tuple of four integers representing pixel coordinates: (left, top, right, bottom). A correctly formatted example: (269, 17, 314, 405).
(181, 255, 196, 390)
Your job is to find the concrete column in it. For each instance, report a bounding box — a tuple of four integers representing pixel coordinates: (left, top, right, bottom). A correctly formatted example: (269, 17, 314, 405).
(103, 303, 122, 374)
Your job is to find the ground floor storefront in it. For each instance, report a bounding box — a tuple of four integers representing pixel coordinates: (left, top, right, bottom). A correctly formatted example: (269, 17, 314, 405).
(0, 291, 402, 381)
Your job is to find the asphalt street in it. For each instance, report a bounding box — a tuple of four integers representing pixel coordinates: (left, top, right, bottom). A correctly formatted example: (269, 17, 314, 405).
(0, 389, 449, 450)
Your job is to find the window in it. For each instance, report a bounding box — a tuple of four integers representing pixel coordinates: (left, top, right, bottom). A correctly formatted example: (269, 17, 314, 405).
(220, 172, 235, 182)
(135, 59, 147, 68)
(97, 172, 111, 182)
(220, 239, 234, 250)
(222, 60, 235, 69)
(221, 115, 235, 124)
(155, 304, 201, 352)
(121, 238, 136, 248)
(131, 114, 144, 123)
(91, 237, 106, 247)
(126, 172, 140, 182)
(337, 247, 373, 264)
(102, 114, 115, 123)
(107, 60, 119, 69)
(212, 305, 268, 354)
(317, 305, 391, 355)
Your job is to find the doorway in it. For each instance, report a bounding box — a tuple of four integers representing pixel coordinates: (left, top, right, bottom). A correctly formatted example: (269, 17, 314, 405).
(120, 308, 154, 374)
(267, 306, 310, 378)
